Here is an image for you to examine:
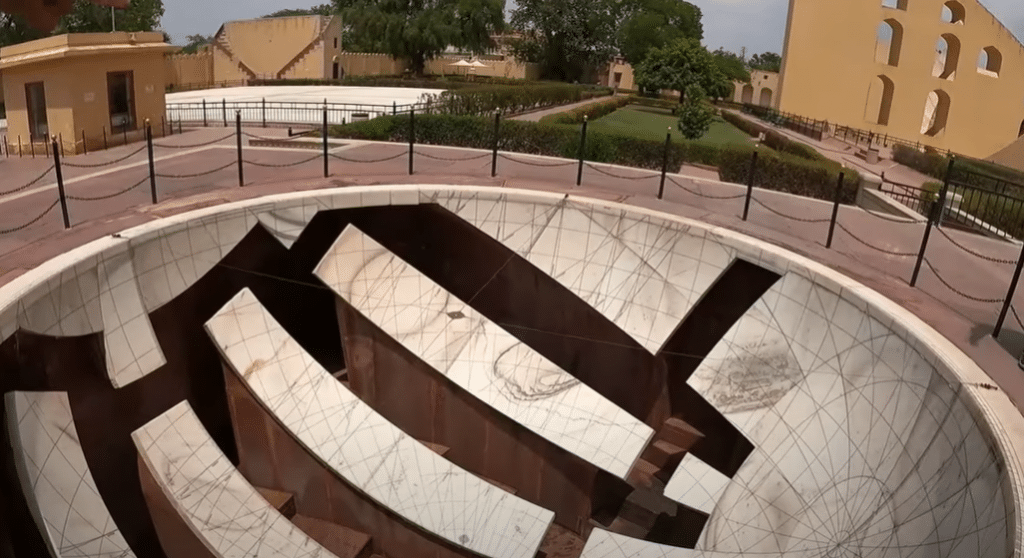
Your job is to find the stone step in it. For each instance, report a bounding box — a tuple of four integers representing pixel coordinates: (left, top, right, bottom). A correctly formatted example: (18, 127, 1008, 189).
(254, 486, 295, 519)
(626, 458, 659, 489)
(641, 439, 686, 470)
(419, 440, 450, 457)
(291, 514, 373, 558)
(658, 418, 704, 451)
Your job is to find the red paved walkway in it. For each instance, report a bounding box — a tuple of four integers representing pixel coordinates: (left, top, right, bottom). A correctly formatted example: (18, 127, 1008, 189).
(1, 125, 1022, 414)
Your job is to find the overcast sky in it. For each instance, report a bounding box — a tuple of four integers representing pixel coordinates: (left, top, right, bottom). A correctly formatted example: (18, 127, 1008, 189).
(161, 0, 1024, 56)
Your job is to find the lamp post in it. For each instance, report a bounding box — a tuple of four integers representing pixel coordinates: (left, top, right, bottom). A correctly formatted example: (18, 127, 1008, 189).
(111, 7, 116, 32)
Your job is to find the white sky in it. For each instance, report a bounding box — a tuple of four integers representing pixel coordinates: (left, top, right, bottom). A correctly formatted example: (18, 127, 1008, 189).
(160, 0, 1024, 57)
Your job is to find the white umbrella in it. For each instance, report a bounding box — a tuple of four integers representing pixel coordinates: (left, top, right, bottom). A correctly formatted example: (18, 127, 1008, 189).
(469, 60, 489, 68)
(448, 59, 472, 76)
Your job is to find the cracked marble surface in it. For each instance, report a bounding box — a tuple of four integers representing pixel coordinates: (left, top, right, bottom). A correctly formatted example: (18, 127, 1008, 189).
(314, 224, 654, 479)
(204, 288, 554, 558)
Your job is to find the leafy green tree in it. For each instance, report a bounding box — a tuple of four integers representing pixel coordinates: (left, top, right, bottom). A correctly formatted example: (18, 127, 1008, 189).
(748, 51, 782, 72)
(58, 0, 164, 33)
(0, 12, 47, 47)
(616, 0, 701, 66)
(509, 0, 625, 82)
(262, 4, 335, 18)
(338, 0, 503, 75)
(711, 47, 749, 83)
(677, 84, 715, 140)
(634, 38, 728, 101)
(180, 33, 212, 53)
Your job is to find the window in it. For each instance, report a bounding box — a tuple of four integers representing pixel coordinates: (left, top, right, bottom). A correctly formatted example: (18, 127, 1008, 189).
(920, 90, 951, 136)
(941, 1, 965, 23)
(334, 37, 338, 49)
(875, 20, 904, 66)
(865, 75, 896, 125)
(333, 62, 340, 79)
(881, 0, 907, 10)
(24, 81, 48, 141)
(977, 46, 1002, 76)
(931, 34, 960, 80)
(107, 71, 136, 132)
(741, 84, 754, 104)
(759, 88, 773, 107)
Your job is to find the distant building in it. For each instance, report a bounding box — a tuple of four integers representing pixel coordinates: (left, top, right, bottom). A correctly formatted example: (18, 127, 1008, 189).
(0, 32, 174, 154)
(732, 70, 780, 108)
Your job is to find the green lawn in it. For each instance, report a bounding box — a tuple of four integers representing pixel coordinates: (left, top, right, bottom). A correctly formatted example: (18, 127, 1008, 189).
(587, 105, 754, 147)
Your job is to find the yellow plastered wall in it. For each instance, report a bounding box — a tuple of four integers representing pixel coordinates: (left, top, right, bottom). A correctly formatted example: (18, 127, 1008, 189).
(422, 56, 540, 80)
(338, 53, 407, 76)
(778, 0, 1024, 159)
(732, 70, 780, 107)
(3, 45, 167, 154)
(221, 17, 323, 77)
(166, 52, 214, 90)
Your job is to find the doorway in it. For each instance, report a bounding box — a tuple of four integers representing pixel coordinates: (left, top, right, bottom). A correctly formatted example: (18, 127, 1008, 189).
(24, 82, 48, 141)
(107, 71, 136, 133)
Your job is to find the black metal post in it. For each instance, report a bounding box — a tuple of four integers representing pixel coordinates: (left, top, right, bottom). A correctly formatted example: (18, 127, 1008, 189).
(222, 99, 228, 127)
(491, 110, 500, 177)
(146, 121, 158, 204)
(103, 127, 108, 150)
(658, 127, 671, 200)
(323, 106, 329, 178)
(393, 101, 397, 116)
(45, 139, 49, 157)
(826, 172, 844, 248)
(994, 243, 1024, 339)
(3, 136, 7, 158)
(203, 99, 208, 127)
(178, 118, 183, 134)
(82, 130, 88, 155)
(59, 134, 65, 157)
(262, 98, 267, 128)
(576, 116, 588, 187)
(910, 158, 955, 287)
(742, 150, 758, 221)
(122, 125, 127, 147)
(30, 137, 35, 158)
(52, 137, 70, 229)
(236, 111, 244, 187)
(19, 136, 23, 157)
(408, 108, 415, 175)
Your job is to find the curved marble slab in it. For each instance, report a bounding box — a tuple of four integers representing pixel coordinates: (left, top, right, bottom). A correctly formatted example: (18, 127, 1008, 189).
(663, 453, 730, 515)
(132, 400, 339, 558)
(6, 391, 135, 558)
(313, 224, 655, 479)
(686, 272, 1008, 557)
(432, 191, 734, 355)
(204, 288, 554, 558)
(580, 528, 787, 558)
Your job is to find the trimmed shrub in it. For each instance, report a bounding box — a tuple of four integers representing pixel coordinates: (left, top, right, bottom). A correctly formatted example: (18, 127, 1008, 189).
(329, 114, 859, 201)
(721, 110, 769, 138)
(419, 84, 613, 116)
(626, 96, 679, 111)
(762, 130, 822, 161)
(540, 96, 631, 125)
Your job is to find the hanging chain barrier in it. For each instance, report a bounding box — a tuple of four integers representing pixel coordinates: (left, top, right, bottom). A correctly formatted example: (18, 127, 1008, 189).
(751, 197, 831, 224)
(414, 148, 491, 162)
(0, 165, 55, 197)
(329, 151, 407, 164)
(61, 145, 147, 168)
(584, 162, 657, 181)
(933, 226, 1016, 265)
(861, 207, 919, 225)
(67, 176, 149, 202)
(243, 154, 323, 168)
(0, 199, 61, 235)
(835, 222, 917, 257)
(153, 133, 235, 149)
(668, 176, 745, 200)
(922, 258, 1004, 304)
(498, 153, 576, 167)
(156, 160, 236, 179)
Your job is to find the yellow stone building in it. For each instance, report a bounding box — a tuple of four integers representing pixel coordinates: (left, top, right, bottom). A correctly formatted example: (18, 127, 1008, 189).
(0, 32, 174, 155)
(211, 15, 345, 83)
(733, 70, 779, 108)
(777, 0, 1024, 161)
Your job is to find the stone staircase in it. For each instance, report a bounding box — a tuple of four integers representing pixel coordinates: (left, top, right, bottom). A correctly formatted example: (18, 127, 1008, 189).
(213, 32, 258, 82)
(255, 486, 373, 558)
(277, 16, 336, 79)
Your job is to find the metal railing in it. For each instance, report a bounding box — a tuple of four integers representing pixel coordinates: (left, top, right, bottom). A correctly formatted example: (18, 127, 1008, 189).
(165, 99, 433, 128)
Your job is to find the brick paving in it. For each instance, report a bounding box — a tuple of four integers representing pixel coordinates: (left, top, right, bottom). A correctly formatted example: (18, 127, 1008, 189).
(1, 125, 1022, 414)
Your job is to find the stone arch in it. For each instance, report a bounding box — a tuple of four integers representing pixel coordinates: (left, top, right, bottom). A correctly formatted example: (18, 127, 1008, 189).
(741, 84, 754, 104)
(882, 0, 908, 10)
(941, 1, 966, 24)
(977, 46, 1002, 76)
(875, 19, 904, 66)
(759, 88, 773, 107)
(932, 34, 961, 80)
(865, 75, 895, 125)
(921, 90, 951, 137)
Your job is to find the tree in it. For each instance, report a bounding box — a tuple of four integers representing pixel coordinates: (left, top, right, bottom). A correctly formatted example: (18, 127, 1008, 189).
(180, 33, 212, 53)
(262, 4, 334, 18)
(0, 12, 47, 47)
(339, 0, 503, 74)
(748, 51, 782, 72)
(0, 0, 128, 33)
(509, 0, 625, 82)
(711, 47, 749, 84)
(616, 0, 701, 66)
(634, 38, 729, 101)
(58, 0, 163, 33)
(677, 84, 715, 140)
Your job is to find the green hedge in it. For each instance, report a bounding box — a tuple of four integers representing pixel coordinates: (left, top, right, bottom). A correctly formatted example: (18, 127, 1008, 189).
(419, 84, 613, 116)
(722, 110, 768, 138)
(893, 144, 1024, 192)
(539, 97, 631, 125)
(329, 114, 859, 201)
(722, 111, 824, 162)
